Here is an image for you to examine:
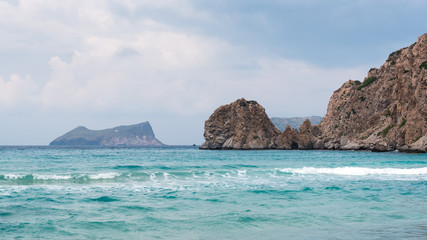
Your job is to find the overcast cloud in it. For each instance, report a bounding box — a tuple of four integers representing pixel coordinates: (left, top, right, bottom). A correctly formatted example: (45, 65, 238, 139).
(0, 0, 426, 145)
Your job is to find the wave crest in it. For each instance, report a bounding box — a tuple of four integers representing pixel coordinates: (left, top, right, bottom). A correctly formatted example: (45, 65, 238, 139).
(1, 167, 426, 186)
(276, 167, 427, 175)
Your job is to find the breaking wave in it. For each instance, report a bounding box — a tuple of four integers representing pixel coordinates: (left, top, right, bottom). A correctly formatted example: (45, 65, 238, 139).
(1, 167, 426, 185)
(276, 167, 427, 175)
(0, 172, 124, 184)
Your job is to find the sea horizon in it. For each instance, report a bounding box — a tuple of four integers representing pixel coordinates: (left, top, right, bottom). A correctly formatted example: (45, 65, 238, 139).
(1, 1, 425, 239)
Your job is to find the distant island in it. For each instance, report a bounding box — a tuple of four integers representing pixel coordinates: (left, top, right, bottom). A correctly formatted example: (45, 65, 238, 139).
(200, 33, 427, 152)
(271, 116, 322, 131)
(50, 122, 164, 147)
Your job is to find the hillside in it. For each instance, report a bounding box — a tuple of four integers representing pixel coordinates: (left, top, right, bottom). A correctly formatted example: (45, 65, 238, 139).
(50, 122, 164, 147)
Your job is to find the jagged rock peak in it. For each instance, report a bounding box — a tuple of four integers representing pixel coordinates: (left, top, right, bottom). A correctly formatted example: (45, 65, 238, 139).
(276, 119, 322, 150)
(200, 98, 280, 149)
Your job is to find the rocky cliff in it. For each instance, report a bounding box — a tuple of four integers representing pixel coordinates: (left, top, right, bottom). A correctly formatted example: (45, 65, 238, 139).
(321, 33, 426, 152)
(50, 122, 164, 147)
(201, 33, 427, 152)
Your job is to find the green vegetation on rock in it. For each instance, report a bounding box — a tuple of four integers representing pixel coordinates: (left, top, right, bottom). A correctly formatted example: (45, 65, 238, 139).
(357, 77, 377, 90)
(389, 49, 402, 58)
(377, 125, 392, 137)
(360, 135, 368, 140)
(398, 118, 406, 128)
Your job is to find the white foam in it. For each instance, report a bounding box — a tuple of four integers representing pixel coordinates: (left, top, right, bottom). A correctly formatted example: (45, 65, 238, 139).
(4, 174, 26, 179)
(88, 172, 121, 180)
(33, 174, 72, 180)
(237, 170, 247, 177)
(2, 173, 73, 180)
(276, 167, 427, 176)
(149, 172, 157, 180)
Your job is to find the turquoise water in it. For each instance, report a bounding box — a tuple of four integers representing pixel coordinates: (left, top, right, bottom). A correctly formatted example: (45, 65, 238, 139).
(0, 147, 426, 239)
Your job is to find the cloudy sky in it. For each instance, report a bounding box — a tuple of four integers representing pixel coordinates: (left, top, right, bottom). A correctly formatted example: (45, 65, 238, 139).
(1, 0, 426, 145)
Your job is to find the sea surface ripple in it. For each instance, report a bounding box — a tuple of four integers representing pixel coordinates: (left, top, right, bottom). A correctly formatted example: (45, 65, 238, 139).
(0, 147, 426, 239)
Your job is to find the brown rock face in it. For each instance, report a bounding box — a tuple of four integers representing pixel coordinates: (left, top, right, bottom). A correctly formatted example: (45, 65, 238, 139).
(276, 120, 322, 149)
(200, 98, 280, 149)
(321, 33, 427, 152)
(201, 33, 426, 152)
(200, 99, 321, 150)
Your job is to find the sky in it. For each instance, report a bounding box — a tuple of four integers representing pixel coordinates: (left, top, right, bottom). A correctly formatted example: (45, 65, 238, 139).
(0, 0, 426, 145)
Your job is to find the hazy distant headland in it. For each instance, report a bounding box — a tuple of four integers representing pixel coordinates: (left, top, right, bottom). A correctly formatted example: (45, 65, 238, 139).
(271, 116, 322, 131)
(200, 33, 427, 152)
(50, 122, 164, 147)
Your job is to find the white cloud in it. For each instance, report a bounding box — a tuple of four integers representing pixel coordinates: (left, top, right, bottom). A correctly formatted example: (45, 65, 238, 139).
(31, 28, 230, 113)
(27, 48, 364, 116)
(0, 0, 374, 144)
(0, 74, 39, 108)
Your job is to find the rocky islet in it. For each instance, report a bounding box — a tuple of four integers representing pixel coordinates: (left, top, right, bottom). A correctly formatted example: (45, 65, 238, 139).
(50, 122, 164, 147)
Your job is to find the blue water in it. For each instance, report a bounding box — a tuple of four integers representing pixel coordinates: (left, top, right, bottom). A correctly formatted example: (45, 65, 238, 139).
(0, 147, 426, 239)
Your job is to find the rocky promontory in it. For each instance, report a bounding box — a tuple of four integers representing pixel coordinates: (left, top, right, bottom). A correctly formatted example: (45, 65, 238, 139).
(50, 122, 164, 147)
(321, 33, 426, 152)
(201, 33, 427, 152)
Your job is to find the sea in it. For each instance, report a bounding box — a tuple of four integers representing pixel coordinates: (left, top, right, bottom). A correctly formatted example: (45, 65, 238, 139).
(0, 146, 426, 239)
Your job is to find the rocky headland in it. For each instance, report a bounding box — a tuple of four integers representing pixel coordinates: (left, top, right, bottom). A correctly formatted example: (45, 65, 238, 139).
(50, 122, 164, 147)
(201, 33, 427, 152)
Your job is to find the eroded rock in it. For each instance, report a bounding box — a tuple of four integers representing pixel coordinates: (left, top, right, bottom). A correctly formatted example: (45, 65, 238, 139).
(201, 33, 427, 152)
(321, 33, 427, 152)
(200, 98, 280, 149)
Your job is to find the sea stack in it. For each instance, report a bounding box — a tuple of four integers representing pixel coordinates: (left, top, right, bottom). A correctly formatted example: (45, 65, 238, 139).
(50, 122, 164, 147)
(200, 98, 280, 149)
(201, 33, 427, 152)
